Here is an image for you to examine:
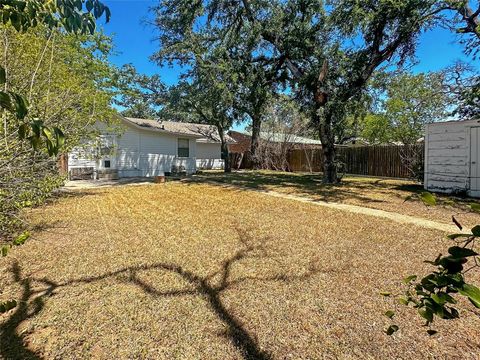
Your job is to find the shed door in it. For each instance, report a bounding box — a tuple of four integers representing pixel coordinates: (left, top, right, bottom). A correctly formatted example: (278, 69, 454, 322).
(471, 127, 480, 192)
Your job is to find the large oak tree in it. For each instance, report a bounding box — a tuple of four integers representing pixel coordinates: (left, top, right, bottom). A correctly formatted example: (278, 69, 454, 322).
(153, 0, 450, 182)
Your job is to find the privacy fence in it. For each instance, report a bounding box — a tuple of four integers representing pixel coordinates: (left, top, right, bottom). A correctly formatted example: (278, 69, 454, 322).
(231, 144, 425, 179)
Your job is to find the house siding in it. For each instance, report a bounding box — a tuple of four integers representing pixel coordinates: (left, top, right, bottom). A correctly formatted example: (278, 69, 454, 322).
(69, 120, 197, 179)
(425, 119, 480, 197)
(68, 143, 96, 169)
(196, 142, 224, 169)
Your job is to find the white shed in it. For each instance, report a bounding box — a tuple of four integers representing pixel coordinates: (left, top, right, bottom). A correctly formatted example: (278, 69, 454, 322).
(424, 119, 480, 197)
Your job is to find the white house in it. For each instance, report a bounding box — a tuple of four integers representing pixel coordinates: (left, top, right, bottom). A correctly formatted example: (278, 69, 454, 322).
(68, 116, 234, 179)
(424, 119, 480, 198)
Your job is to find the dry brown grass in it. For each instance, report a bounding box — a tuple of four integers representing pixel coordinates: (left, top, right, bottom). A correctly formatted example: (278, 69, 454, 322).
(195, 170, 480, 229)
(1, 182, 480, 359)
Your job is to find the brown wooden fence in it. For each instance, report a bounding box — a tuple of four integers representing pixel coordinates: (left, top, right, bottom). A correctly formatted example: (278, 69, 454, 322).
(287, 145, 424, 178)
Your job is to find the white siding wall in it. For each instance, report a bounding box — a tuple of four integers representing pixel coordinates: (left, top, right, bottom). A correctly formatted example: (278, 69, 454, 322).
(69, 122, 197, 178)
(196, 142, 224, 169)
(68, 141, 96, 169)
(116, 125, 197, 177)
(425, 119, 480, 197)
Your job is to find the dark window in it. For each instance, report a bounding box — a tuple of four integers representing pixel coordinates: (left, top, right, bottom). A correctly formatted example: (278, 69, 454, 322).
(104, 160, 111, 168)
(178, 138, 189, 157)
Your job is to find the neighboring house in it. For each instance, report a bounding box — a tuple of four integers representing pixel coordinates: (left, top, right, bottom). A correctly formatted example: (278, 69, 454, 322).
(424, 119, 480, 197)
(228, 130, 322, 153)
(68, 116, 234, 179)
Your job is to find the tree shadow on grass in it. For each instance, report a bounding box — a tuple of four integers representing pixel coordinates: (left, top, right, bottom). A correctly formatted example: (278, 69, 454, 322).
(1, 229, 321, 360)
(0, 262, 46, 360)
(187, 171, 389, 204)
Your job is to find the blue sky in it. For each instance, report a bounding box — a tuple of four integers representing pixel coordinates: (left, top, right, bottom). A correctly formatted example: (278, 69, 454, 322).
(100, 0, 478, 130)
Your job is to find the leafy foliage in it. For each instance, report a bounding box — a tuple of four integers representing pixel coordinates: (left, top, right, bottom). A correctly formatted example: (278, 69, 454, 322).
(113, 64, 166, 119)
(153, 0, 457, 183)
(0, 0, 110, 156)
(0, 0, 110, 34)
(0, 0, 112, 316)
(1, 24, 116, 239)
(384, 193, 480, 334)
(160, 52, 243, 172)
(361, 72, 449, 145)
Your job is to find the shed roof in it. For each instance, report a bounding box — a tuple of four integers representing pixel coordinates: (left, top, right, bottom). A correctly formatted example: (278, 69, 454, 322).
(427, 118, 480, 127)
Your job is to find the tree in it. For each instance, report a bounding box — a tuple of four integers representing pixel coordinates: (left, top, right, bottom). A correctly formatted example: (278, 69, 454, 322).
(249, 95, 312, 170)
(286, 0, 440, 183)
(160, 53, 243, 173)
(152, 0, 445, 183)
(113, 64, 165, 119)
(0, 0, 110, 33)
(235, 60, 275, 169)
(436, 1, 480, 56)
(360, 72, 449, 145)
(1, 23, 116, 242)
(385, 72, 448, 144)
(0, 0, 110, 138)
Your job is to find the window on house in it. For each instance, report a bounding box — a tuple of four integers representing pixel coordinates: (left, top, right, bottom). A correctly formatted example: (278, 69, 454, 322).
(178, 138, 190, 157)
(104, 160, 111, 168)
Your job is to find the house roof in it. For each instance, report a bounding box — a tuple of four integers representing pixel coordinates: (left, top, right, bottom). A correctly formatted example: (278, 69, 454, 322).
(122, 117, 235, 143)
(232, 130, 322, 145)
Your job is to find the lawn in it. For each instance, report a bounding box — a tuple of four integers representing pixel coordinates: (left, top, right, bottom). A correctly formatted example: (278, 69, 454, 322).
(193, 170, 480, 229)
(1, 180, 480, 359)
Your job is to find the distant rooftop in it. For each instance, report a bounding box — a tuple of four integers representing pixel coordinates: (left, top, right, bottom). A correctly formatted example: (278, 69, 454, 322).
(232, 130, 322, 145)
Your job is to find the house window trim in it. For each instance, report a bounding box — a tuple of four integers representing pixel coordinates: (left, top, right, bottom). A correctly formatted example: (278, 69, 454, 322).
(177, 138, 190, 158)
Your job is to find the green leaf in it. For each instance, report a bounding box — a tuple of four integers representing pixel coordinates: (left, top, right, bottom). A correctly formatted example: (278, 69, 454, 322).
(431, 293, 456, 306)
(419, 308, 433, 323)
(54, 127, 65, 149)
(420, 192, 436, 206)
(13, 231, 30, 246)
(29, 135, 41, 150)
(0, 66, 5, 84)
(1, 245, 9, 257)
(385, 324, 399, 335)
(403, 275, 417, 284)
(104, 6, 111, 23)
(384, 310, 395, 319)
(0, 91, 12, 111)
(380, 291, 391, 297)
(471, 225, 480, 237)
(42, 127, 53, 141)
(448, 246, 478, 258)
(10, 12, 21, 31)
(18, 123, 30, 139)
(86, 0, 94, 12)
(398, 297, 409, 305)
(10, 92, 28, 119)
(470, 203, 480, 213)
(459, 284, 480, 308)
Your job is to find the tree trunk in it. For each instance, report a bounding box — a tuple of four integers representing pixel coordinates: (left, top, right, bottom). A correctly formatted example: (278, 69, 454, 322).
(316, 110, 337, 183)
(250, 113, 261, 169)
(217, 125, 231, 173)
(222, 140, 231, 173)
